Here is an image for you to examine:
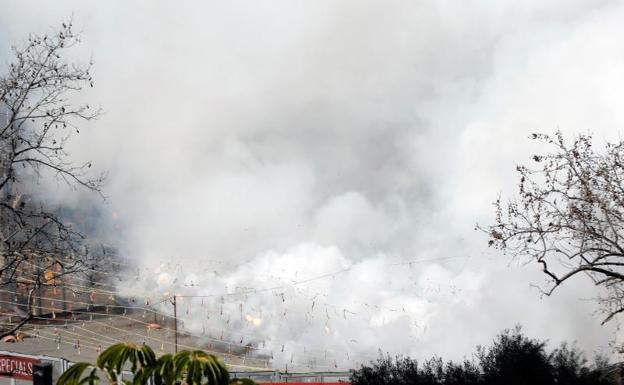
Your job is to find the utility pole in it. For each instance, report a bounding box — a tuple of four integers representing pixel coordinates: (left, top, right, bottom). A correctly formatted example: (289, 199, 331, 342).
(172, 295, 178, 353)
(60, 264, 67, 312)
(35, 258, 43, 316)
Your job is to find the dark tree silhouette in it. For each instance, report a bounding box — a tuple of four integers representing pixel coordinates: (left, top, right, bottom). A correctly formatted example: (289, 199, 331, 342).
(350, 327, 614, 385)
(350, 355, 431, 385)
(482, 132, 624, 324)
(443, 360, 481, 385)
(477, 327, 553, 385)
(0, 19, 106, 338)
(550, 343, 611, 385)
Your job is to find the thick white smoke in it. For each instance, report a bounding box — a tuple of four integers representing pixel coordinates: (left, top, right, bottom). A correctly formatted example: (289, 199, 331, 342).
(2, 0, 624, 369)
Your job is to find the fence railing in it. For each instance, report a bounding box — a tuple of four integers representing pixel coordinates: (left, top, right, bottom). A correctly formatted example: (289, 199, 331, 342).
(230, 370, 351, 383)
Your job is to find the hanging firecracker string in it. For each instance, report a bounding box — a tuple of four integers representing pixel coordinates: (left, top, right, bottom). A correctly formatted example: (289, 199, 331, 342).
(2, 294, 358, 366)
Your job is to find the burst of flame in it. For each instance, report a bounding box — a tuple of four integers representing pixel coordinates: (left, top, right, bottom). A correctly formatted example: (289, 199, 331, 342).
(157, 273, 171, 286)
(245, 314, 263, 326)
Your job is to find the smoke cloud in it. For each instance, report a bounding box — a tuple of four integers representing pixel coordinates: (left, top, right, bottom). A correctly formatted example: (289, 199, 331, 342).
(1, 0, 624, 368)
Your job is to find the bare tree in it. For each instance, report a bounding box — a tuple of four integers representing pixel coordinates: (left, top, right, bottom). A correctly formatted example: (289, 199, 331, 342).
(482, 131, 624, 324)
(0, 20, 106, 338)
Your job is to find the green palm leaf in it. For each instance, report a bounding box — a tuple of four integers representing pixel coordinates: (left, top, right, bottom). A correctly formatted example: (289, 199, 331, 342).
(57, 363, 99, 385)
(96, 343, 157, 385)
(166, 350, 229, 385)
(57, 343, 230, 385)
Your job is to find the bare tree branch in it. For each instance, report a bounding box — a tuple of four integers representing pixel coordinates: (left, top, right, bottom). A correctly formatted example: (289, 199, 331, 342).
(0, 19, 112, 336)
(479, 131, 624, 324)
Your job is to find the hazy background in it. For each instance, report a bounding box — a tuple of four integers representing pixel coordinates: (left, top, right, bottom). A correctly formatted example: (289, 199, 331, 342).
(2, 0, 624, 369)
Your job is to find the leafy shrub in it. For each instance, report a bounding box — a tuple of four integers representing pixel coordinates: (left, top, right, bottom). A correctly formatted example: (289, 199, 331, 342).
(350, 327, 615, 385)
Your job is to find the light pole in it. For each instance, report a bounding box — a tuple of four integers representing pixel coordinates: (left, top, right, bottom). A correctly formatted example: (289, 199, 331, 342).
(171, 294, 178, 353)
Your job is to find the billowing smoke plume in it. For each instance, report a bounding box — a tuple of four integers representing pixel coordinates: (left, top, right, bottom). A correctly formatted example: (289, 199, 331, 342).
(1, 0, 624, 369)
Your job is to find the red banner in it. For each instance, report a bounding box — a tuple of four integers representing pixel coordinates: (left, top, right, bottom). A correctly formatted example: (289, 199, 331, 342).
(0, 354, 41, 380)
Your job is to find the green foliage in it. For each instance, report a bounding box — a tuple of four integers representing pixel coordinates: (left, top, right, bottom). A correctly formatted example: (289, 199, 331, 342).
(56, 343, 229, 385)
(351, 327, 616, 385)
(351, 355, 420, 385)
(56, 363, 99, 385)
(443, 360, 481, 385)
(477, 326, 553, 385)
(96, 343, 157, 384)
(170, 350, 229, 385)
(153, 354, 180, 385)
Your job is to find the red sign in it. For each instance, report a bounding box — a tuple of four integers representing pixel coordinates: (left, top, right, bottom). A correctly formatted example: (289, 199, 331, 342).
(0, 354, 41, 380)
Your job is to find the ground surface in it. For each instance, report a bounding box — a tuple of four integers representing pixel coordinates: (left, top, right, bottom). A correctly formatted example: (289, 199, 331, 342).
(0, 310, 269, 371)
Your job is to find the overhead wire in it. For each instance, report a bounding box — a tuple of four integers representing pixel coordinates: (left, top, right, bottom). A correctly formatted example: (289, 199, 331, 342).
(0, 320, 102, 352)
(2, 253, 471, 370)
(4, 254, 469, 366)
(174, 255, 467, 299)
(0, 298, 270, 365)
(0, 290, 265, 353)
(5, 266, 369, 361)
(0, 295, 350, 370)
(0, 318, 272, 371)
(0, 287, 171, 316)
(0, 319, 121, 348)
(0, 286, 369, 362)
